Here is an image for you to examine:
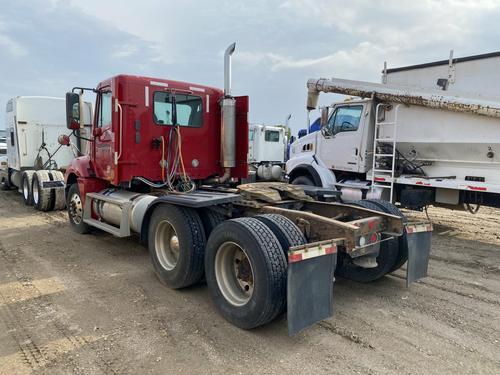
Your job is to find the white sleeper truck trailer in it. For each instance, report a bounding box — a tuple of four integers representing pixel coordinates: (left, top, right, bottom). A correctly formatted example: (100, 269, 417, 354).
(287, 51, 500, 212)
(4, 96, 91, 211)
(248, 123, 286, 181)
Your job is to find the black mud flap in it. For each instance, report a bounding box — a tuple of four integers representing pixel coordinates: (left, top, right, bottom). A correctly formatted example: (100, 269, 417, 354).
(42, 180, 65, 189)
(405, 222, 433, 287)
(287, 240, 337, 336)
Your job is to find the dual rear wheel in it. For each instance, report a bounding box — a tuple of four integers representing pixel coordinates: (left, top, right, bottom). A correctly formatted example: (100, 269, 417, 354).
(148, 207, 306, 329)
(21, 169, 65, 211)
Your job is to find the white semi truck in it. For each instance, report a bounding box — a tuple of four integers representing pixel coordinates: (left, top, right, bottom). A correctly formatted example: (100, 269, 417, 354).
(4, 96, 91, 211)
(286, 51, 500, 211)
(248, 123, 287, 181)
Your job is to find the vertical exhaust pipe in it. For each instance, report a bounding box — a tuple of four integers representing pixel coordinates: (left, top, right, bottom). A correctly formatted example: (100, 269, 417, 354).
(205, 43, 237, 184)
(224, 42, 236, 96)
(221, 43, 237, 172)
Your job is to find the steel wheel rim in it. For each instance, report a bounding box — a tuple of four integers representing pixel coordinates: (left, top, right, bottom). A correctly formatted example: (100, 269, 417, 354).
(215, 241, 254, 307)
(69, 193, 83, 224)
(155, 220, 180, 271)
(32, 180, 39, 205)
(23, 177, 29, 200)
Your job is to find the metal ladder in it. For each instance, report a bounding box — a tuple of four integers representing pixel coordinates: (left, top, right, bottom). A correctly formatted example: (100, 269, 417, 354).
(371, 104, 400, 202)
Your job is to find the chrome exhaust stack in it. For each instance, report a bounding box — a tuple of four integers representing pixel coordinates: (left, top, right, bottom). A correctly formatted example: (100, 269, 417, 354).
(205, 43, 237, 185)
(220, 43, 237, 177)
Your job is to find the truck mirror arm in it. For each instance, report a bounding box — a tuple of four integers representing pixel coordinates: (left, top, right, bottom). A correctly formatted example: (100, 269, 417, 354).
(71, 129, 94, 143)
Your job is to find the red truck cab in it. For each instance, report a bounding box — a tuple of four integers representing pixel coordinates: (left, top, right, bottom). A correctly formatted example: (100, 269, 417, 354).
(65, 74, 248, 197)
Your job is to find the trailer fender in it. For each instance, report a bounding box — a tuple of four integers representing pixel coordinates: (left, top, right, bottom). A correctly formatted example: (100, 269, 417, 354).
(139, 191, 240, 244)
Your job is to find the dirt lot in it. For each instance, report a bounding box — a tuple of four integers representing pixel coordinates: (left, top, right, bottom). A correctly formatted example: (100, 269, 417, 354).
(0, 189, 499, 375)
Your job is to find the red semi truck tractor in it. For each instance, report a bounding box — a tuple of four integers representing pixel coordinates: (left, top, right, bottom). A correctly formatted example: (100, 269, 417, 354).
(61, 44, 432, 335)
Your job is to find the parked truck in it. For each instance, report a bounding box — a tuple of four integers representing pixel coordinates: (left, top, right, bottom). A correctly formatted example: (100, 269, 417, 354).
(4, 96, 91, 211)
(287, 51, 500, 212)
(62, 43, 432, 335)
(248, 123, 286, 181)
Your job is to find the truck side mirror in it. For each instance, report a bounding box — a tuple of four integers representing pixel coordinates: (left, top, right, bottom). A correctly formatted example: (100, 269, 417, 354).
(66, 92, 81, 130)
(320, 107, 329, 128)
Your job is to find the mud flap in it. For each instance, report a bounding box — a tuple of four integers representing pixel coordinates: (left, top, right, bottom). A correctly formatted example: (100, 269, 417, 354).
(287, 240, 337, 336)
(405, 222, 433, 287)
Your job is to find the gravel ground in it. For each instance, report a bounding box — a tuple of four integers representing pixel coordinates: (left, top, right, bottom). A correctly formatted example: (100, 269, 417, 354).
(0, 189, 499, 374)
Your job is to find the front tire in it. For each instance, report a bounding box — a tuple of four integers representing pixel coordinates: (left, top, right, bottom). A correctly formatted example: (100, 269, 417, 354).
(205, 218, 287, 330)
(67, 183, 90, 234)
(290, 175, 315, 186)
(148, 204, 206, 289)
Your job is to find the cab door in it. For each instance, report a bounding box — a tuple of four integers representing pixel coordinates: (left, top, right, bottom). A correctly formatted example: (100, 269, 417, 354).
(93, 90, 115, 181)
(317, 104, 365, 172)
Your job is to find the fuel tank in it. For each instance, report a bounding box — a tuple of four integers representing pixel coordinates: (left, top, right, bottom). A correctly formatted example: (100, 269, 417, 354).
(92, 189, 156, 233)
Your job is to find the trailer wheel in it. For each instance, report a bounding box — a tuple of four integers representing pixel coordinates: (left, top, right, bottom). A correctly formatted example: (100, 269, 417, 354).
(336, 200, 399, 283)
(51, 170, 66, 210)
(67, 183, 90, 234)
(254, 214, 306, 254)
(32, 170, 54, 211)
(365, 199, 408, 273)
(1, 173, 12, 191)
(21, 171, 35, 205)
(148, 204, 206, 289)
(199, 208, 225, 238)
(205, 218, 287, 329)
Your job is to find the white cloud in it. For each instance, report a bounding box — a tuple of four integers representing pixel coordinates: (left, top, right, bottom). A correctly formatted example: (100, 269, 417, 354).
(0, 21, 28, 57)
(0, 33, 28, 57)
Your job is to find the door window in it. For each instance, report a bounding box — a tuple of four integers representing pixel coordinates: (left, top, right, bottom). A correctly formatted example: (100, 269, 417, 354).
(153, 92, 203, 127)
(327, 106, 363, 135)
(264, 130, 280, 142)
(98, 92, 112, 127)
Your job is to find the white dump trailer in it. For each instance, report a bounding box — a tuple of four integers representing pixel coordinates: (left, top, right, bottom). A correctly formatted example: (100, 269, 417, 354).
(248, 123, 286, 181)
(4, 96, 91, 211)
(287, 51, 500, 211)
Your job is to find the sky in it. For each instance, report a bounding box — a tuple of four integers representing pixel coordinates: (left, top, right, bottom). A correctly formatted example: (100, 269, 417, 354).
(1, 0, 500, 133)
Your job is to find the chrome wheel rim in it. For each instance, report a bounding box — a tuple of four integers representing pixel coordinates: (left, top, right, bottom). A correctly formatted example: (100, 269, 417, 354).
(32, 180, 39, 205)
(155, 220, 180, 271)
(215, 242, 254, 306)
(69, 193, 83, 224)
(23, 177, 29, 200)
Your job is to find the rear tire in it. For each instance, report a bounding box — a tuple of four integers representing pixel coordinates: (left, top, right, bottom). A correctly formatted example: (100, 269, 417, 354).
(21, 171, 35, 205)
(148, 204, 206, 289)
(290, 175, 315, 186)
(335, 200, 399, 282)
(1, 172, 11, 191)
(254, 214, 306, 253)
(67, 183, 90, 234)
(51, 170, 67, 210)
(205, 218, 287, 329)
(365, 199, 408, 272)
(32, 170, 54, 211)
(199, 208, 225, 239)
